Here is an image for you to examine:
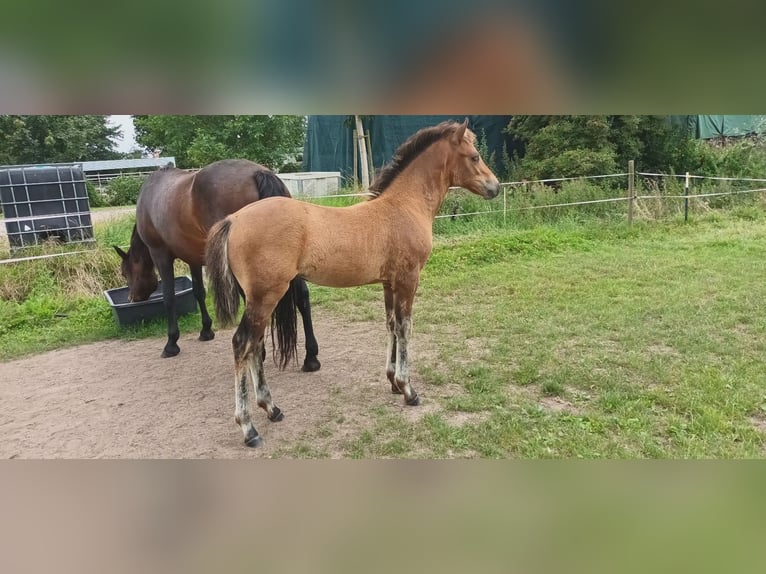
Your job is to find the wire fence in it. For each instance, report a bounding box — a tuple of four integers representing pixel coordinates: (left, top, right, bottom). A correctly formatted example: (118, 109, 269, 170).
(307, 169, 766, 220)
(3, 166, 766, 265)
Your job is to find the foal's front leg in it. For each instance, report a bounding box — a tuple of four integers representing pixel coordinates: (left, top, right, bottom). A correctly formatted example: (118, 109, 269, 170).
(392, 284, 420, 406)
(394, 313, 420, 406)
(384, 284, 401, 395)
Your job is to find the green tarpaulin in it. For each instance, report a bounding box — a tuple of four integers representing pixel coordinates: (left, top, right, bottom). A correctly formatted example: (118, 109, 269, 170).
(303, 115, 516, 182)
(305, 115, 766, 184)
(672, 115, 766, 139)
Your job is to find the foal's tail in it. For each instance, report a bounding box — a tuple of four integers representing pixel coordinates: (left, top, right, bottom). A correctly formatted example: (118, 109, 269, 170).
(205, 216, 299, 370)
(205, 218, 240, 328)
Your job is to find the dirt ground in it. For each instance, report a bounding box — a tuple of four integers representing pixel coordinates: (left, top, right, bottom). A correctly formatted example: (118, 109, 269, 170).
(0, 310, 454, 459)
(1, 207, 477, 458)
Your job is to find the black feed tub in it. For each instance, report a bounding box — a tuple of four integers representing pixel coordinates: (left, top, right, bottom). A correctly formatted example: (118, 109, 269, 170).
(104, 276, 197, 327)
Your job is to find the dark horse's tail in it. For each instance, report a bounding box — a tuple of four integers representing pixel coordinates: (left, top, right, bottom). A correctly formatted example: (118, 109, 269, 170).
(206, 217, 298, 369)
(254, 170, 292, 199)
(271, 277, 299, 369)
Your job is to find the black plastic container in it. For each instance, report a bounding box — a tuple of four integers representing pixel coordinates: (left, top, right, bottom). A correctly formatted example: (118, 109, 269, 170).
(103, 276, 197, 327)
(0, 164, 94, 249)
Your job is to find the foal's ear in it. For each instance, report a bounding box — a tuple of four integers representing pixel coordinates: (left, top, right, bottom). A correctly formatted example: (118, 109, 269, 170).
(452, 118, 469, 144)
(113, 246, 128, 260)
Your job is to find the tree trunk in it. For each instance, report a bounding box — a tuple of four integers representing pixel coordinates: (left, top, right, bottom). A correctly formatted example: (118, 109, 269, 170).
(355, 115, 370, 189)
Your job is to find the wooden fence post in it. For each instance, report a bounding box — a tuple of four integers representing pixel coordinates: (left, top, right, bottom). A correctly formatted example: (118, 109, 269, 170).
(352, 129, 358, 188)
(627, 160, 635, 224)
(503, 184, 507, 226)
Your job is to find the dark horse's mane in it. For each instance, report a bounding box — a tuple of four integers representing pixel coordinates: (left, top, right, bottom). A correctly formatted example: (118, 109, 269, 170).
(368, 120, 462, 199)
(128, 223, 154, 265)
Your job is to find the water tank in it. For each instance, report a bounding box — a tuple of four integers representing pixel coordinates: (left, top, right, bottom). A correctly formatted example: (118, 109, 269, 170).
(0, 164, 94, 250)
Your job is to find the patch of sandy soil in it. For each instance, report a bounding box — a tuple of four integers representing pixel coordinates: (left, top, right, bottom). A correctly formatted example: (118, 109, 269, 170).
(0, 310, 456, 459)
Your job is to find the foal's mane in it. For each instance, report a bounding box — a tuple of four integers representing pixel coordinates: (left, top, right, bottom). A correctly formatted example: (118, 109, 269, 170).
(368, 120, 470, 198)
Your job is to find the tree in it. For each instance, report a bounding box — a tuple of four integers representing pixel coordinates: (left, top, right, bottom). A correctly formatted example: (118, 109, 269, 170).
(507, 115, 703, 179)
(132, 115, 306, 169)
(0, 115, 121, 165)
(628, 116, 701, 174)
(509, 115, 617, 180)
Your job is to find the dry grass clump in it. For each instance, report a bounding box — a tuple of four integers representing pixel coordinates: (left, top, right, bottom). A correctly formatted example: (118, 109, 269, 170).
(0, 245, 124, 303)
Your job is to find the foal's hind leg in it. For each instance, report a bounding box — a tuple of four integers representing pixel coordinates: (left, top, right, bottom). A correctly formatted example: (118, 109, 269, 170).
(247, 295, 286, 422)
(294, 278, 321, 372)
(191, 265, 214, 341)
(232, 295, 286, 447)
(232, 314, 260, 446)
(249, 338, 284, 423)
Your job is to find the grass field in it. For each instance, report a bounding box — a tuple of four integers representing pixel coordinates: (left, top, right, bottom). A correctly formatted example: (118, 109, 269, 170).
(2, 200, 766, 457)
(293, 211, 766, 458)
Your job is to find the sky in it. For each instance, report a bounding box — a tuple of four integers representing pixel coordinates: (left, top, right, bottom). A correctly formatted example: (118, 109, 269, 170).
(107, 115, 137, 153)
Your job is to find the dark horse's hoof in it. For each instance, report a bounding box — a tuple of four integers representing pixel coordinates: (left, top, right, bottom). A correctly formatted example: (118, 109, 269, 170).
(244, 430, 262, 448)
(301, 357, 321, 372)
(405, 393, 420, 406)
(199, 330, 215, 342)
(268, 406, 284, 422)
(161, 345, 180, 358)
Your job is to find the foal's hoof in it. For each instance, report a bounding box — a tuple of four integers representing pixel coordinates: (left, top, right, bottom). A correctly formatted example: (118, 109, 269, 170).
(244, 431, 263, 448)
(405, 393, 420, 406)
(199, 330, 215, 342)
(268, 406, 284, 422)
(161, 345, 180, 358)
(387, 371, 402, 394)
(302, 357, 321, 372)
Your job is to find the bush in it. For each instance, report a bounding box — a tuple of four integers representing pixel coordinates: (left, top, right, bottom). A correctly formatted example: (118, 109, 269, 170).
(705, 137, 766, 177)
(510, 116, 618, 180)
(106, 176, 144, 206)
(85, 180, 107, 208)
(278, 161, 303, 174)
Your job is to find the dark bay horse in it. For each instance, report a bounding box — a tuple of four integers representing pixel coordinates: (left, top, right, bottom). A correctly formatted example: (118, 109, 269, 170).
(205, 120, 499, 446)
(114, 159, 320, 371)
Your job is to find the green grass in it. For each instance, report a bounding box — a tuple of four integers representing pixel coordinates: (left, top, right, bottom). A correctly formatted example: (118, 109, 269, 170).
(0, 213, 197, 360)
(300, 211, 766, 458)
(3, 201, 766, 458)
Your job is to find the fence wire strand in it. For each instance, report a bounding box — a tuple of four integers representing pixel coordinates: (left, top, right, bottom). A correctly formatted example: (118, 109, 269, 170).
(5, 169, 766, 264)
(637, 187, 766, 201)
(638, 172, 766, 183)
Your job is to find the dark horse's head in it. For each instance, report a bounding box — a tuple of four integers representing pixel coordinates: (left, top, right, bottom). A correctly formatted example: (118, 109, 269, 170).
(114, 225, 157, 302)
